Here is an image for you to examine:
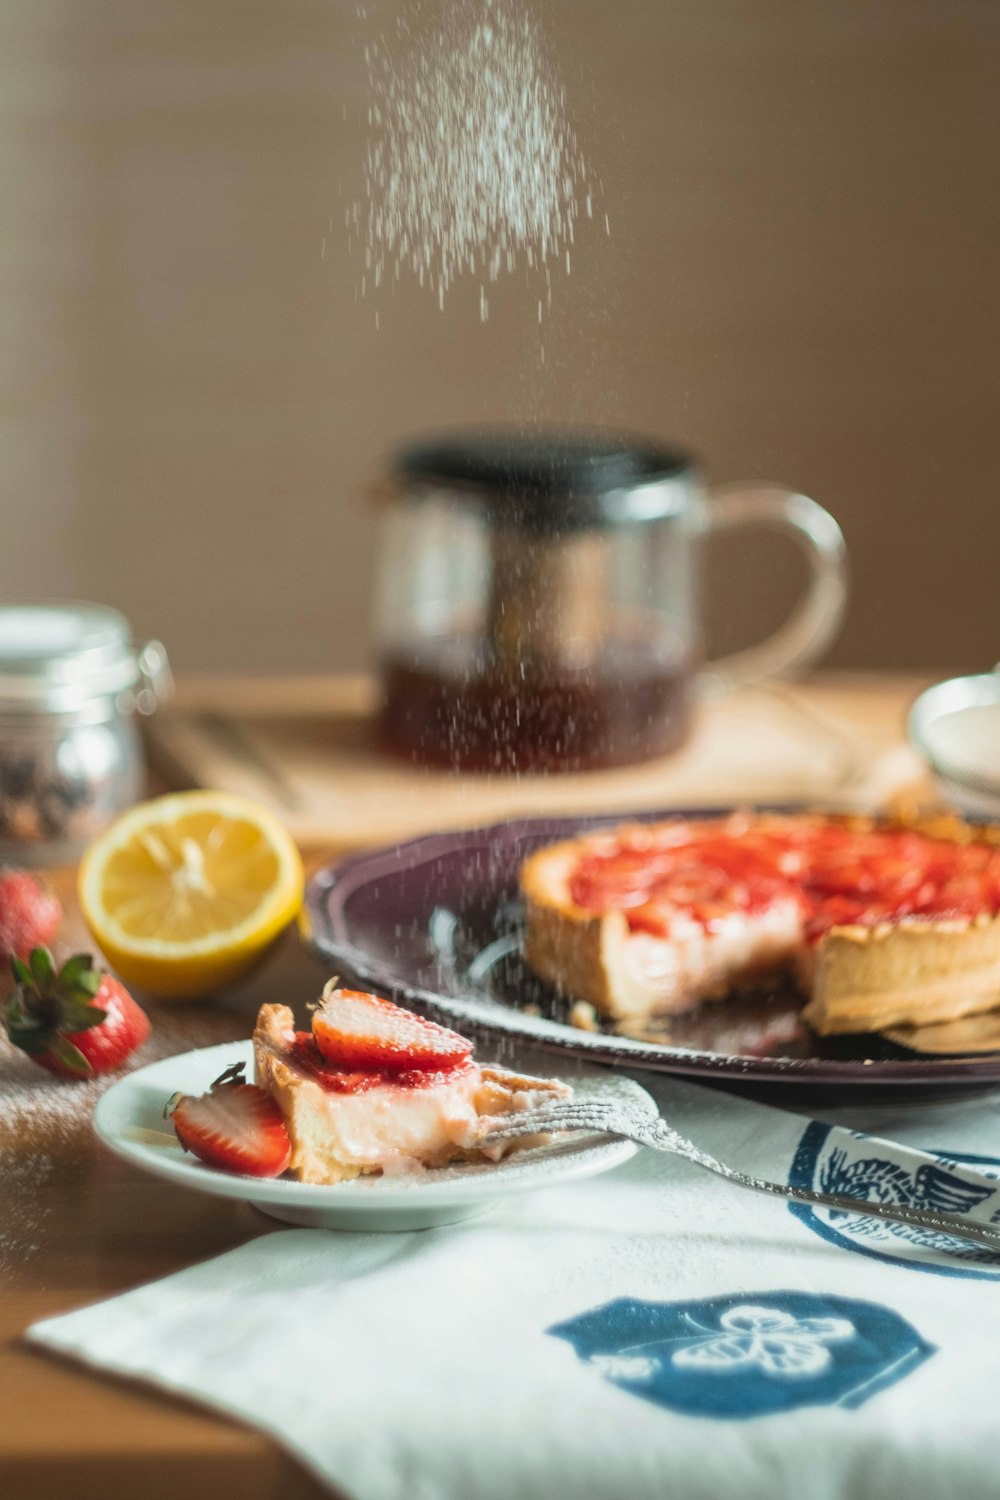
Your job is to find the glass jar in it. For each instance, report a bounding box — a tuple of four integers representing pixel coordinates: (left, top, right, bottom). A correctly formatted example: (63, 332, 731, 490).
(0, 603, 171, 863)
(372, 430, 847, 773)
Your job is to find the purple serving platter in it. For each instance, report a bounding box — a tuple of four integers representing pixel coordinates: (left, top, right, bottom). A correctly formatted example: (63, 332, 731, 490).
(301, 808, 1000, 1093)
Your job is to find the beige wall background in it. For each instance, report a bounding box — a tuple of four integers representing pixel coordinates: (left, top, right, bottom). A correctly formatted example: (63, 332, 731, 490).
(1, 0, 998, 677)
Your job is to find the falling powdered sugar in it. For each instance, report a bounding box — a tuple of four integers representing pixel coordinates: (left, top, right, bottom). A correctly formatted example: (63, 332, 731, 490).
(350, 0, 601, 314)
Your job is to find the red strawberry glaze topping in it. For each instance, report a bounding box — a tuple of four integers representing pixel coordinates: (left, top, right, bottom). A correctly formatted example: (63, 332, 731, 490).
(567, 819, 1000, 942)
(290, 1032, 476, 1094)
(799, 825, 1000, 938)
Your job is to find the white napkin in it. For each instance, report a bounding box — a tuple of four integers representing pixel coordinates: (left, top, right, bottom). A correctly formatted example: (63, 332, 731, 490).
(28, 1071, 1000, 1500)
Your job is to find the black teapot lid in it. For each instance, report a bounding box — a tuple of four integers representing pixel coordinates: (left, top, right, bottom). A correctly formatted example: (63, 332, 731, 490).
(394, 429, 692, 532)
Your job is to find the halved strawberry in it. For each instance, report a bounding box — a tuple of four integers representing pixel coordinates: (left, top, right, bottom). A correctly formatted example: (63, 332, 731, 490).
(167, 1063, 292, 1178)
(312, 986, 472, 1073)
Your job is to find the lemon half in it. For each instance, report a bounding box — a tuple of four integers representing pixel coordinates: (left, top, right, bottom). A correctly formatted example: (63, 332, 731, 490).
(79, 791, 304, 998)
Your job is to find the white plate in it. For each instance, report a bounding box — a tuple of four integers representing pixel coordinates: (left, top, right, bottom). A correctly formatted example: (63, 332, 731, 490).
(93, 1041, 648, 1231)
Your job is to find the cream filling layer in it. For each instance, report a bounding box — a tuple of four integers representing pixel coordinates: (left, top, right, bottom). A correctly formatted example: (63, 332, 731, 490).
(297, 1068, 483, 1175)
(620, 897, 804, 1012)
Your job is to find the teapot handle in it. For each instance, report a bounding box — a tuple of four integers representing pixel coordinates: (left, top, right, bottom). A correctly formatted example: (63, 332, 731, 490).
(698, 485, 848, 696)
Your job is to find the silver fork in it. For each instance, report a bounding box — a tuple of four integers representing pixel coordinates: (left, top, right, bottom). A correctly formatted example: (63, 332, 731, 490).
(473, 1098, 1000, 1253)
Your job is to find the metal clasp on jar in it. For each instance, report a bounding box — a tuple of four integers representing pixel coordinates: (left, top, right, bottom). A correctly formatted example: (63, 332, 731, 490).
(122, 640, 173, 717)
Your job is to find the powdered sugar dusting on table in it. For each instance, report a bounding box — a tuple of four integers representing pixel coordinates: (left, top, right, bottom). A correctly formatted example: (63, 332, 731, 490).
(1, 1043, 115, 1148)
(0, 1153, 55, 1278)
(0, 1006, 244, 1271)
(0, 1009, 241, 1148)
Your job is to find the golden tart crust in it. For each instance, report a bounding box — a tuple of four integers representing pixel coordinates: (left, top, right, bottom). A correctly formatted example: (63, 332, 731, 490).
(806, 913, 1000, 1034)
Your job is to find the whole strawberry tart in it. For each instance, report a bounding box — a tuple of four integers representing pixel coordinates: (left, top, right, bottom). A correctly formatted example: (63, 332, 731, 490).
(520, 811, 1000, 1035)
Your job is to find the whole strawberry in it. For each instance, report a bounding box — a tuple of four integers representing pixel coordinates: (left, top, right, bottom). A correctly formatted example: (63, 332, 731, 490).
(0, 870, 61, 963)
(2, 947, 150, 1078)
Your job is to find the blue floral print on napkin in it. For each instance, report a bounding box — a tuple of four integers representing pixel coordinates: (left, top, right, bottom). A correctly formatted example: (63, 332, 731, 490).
(549, 1291, 933, 1420)
(790, 1122, 1000, 1280)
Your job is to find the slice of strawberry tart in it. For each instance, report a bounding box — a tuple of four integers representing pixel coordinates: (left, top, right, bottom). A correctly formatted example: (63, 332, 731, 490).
(252, 986, 570, 1184)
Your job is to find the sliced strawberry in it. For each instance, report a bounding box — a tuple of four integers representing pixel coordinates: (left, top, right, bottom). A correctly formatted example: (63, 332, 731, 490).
(312, 987, 472, 1073)
(2, 947, 149, 1078)
(291, 1029, 475, 1093)
(167, 1063, 291, 1178)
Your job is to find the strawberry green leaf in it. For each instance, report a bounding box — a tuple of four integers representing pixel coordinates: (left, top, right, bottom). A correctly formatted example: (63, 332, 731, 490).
(10, 956, 32, 988)
(211, 1062, 247, 1089)
(58, 1002, 108, 1033)
(3, 994, 49, 1051)
(163, 1090, 185, 1120)
(29, 946, 56, 988)
(8, 1026, 47, 1055)
(58, 953, 101, 996)
(47, 1034, 94, 1077)
(3, 993, 26, 1027)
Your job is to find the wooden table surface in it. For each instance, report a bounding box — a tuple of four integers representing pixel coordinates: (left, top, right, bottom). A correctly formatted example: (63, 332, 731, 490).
(1, 673, 935, 1499)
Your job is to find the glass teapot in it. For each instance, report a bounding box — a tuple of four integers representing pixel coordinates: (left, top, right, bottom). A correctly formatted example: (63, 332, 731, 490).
(371, 430, 846, 774)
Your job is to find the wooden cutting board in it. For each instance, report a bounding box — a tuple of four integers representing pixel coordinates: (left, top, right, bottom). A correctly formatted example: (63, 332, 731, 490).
(144, 672, 933, 853)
